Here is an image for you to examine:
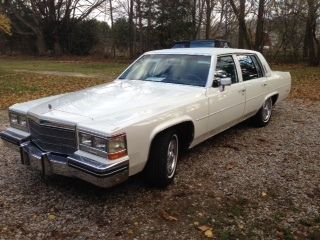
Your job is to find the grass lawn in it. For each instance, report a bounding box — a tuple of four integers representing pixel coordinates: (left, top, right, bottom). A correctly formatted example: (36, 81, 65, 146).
(0, 58, 128, 109)
(0, 58, 127, 76)
(0, 58, 319, 109)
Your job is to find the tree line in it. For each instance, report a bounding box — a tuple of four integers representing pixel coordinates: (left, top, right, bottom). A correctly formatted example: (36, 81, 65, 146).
(0, 0, 319, 65)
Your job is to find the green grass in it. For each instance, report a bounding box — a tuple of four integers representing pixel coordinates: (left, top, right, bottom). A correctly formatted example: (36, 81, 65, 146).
(0, 58, 127, 77)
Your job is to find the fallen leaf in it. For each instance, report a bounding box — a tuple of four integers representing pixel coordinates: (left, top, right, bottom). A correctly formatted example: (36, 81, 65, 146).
(261, 192, 267, 197)
(160, 210, 178, 221)
(226, 162, 236, 170)
(204, 229, 214, 238)
(197, 225, 212, 232)
(48, 214, 56, 221)
(193, 221, 199, 226)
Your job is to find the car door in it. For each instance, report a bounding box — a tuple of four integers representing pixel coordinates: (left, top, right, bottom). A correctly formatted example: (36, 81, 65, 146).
(236, 54, 269, 116)
(206, 55, 246, 133)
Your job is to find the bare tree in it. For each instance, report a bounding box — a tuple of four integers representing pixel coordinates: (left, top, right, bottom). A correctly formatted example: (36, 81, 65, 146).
(109, 0, 116, 57)
(254, 0, 265, 52)
(204, 0, 215, 39)
(304, 0, 320, 65)
(229, 0, 252, 48)
(128, 0, 134, 57)
(3, 0, 105, 55)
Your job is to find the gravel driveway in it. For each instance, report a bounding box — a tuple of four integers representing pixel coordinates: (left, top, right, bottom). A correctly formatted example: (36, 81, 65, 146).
(0, 100, 319, 240)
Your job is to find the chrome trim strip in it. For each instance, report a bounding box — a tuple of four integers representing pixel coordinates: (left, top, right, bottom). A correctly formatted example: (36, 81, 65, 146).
(27, 114, 75, 130)
(68, 163, 128, 177)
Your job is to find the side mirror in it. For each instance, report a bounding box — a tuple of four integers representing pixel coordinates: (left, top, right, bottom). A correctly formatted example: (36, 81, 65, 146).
(213, 77, 232, 91)
(220, 77, 232, 86)
(220, 77, 232, 91)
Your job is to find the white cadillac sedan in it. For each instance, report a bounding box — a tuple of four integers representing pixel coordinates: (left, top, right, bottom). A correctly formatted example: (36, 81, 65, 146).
(0, 48, 291, 188)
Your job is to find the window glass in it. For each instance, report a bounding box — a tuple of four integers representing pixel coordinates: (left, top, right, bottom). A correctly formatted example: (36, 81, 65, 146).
(237, 55, 263, 81)
(119, 54, 211, 87)
(190, 41, 215, 48)
(251, 55, 264, 77)
(214, 55, 238, 84)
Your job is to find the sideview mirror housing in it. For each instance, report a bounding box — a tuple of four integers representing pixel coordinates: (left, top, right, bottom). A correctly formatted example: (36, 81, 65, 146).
(220, 77, 232, 86)
(212, 77, 232, 91)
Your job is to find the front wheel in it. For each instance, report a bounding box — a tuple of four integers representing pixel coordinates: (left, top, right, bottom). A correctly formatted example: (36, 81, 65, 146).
(251, 97, 273, 127)
(144, 130, 179, 187)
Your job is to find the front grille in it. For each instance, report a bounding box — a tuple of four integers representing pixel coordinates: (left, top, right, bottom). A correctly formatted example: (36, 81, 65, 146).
(28, 119, 76, 154)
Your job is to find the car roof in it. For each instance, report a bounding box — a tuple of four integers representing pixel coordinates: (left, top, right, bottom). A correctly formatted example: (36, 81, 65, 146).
(145, 48, 258, 56)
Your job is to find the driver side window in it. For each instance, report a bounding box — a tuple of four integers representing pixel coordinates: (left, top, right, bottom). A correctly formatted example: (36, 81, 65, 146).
(214, 55, 238, 85)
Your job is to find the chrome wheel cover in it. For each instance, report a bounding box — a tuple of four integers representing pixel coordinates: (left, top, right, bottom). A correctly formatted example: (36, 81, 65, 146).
(262, 98, 272, 122)
(167, 134, 178, 178)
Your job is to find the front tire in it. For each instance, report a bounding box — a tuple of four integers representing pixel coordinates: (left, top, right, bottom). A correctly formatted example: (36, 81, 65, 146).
(252, 97, 273, 127)
(144, 130, 179, 187)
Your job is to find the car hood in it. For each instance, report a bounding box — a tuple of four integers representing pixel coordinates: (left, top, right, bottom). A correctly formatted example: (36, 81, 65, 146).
(25, 80, 205, 131)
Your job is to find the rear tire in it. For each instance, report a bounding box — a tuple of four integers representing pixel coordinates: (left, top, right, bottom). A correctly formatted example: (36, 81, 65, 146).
(144, 130, 179, 187)
(251, 97, 273, 127)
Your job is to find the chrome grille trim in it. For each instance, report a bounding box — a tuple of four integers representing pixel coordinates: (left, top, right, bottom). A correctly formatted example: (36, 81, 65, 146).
(28, 114, 75, 130)
(28, 118, 76, 154)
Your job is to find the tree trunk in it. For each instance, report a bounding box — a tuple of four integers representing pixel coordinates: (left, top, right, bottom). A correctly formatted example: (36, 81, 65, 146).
(238, 0, 245, 48)
(128, 0, 134, 58)
(305, 0, 319, 65)
(146, 0, 152, 50)
(109, 0, 115, 57)
(191, 0, 197, 39)
(254, 0, 265, 52)
(229, 0, 252, 48)
(205, 0, 212, 39)
(35, 31, 46, 56)
(136, 0, 143, 54)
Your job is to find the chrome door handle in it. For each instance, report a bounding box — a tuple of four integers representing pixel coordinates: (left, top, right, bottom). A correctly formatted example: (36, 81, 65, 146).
(239, 89, 246, 93)
(262, 83, 268, 87)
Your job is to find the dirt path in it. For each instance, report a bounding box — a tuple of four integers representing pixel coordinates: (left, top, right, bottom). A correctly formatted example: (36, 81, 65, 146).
(0, 100, 319, 239)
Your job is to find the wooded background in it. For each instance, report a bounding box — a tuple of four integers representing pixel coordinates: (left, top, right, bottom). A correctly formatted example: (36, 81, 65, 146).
(0, 0, 319, 65)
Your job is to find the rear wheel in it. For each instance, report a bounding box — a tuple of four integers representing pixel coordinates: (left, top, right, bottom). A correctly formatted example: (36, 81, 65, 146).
(144, 130, 179, 187)
(251, 97, 273, 127)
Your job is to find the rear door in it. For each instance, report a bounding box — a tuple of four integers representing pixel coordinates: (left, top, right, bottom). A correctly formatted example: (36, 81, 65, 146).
(236, 54, 269, 116)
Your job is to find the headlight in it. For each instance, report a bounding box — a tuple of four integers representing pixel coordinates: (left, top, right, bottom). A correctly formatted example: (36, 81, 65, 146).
(78, 131, 127, 160)
(9, 111, 28, 132)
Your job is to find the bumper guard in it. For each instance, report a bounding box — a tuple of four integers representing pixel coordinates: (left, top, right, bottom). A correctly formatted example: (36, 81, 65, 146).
(0, 129, 129, 188)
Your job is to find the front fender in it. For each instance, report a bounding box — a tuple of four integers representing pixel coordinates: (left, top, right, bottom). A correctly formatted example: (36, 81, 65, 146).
(149, 116, 194, 142)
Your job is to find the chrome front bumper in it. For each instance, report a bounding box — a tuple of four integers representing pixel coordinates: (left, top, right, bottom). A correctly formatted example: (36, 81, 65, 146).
(0, 129, 129, 188)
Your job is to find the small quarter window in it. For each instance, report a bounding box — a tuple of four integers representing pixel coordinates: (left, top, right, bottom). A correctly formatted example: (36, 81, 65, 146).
(237, 55, 263, 81)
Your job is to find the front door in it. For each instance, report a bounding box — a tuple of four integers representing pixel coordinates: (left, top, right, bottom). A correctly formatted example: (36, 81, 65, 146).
(207, 55, 246, 133)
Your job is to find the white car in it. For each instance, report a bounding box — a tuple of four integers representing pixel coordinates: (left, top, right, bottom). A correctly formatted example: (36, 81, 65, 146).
(0, 48, 291, 188)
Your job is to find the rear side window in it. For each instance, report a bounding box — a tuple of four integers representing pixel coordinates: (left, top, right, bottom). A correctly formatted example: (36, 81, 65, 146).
(237, 55, 264, 81)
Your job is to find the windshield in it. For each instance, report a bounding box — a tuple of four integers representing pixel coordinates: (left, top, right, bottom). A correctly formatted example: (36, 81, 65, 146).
(119, 54, 211, 87)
